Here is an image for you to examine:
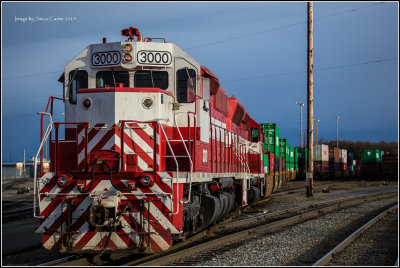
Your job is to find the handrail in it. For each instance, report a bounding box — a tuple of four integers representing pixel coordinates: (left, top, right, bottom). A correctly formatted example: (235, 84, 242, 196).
(40, 96, 64, 173)
(159, 124, 180, 216)
(233, 142, 251, 191)
(34, 112, 53, 219)
(174, 112, 193, 204)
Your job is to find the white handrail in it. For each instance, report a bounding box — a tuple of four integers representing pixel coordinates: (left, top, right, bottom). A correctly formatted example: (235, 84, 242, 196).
(33, 112, 53, 219)
(159, 124, 180, 216)
(234, 143, 251, 191)
(174, 112, 193, 204)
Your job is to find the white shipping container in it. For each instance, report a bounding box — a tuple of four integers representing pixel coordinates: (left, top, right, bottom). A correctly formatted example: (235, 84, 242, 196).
(314, 144, 329, 162)
(340, 149, 347, 164)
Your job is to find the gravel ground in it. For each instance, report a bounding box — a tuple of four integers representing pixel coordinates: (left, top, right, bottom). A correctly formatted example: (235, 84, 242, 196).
(2, 180, 396, 266)
(2, 246, 72, 266)
(199, 193, 398, 266)
(326, 208, 398, 266)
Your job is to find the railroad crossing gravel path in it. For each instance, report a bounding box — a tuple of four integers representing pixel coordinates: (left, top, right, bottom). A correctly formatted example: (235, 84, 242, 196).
(198, 186, 398, 266)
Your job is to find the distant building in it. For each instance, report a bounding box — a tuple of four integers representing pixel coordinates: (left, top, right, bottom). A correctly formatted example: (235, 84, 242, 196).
(2, 160, 50, 180)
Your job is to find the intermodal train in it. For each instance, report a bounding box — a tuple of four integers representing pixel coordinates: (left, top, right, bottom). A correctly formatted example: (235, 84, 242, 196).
(32, 27, 391, 255)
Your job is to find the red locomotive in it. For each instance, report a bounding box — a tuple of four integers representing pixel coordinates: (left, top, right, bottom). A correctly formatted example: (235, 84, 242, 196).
(33, 27, 266, 254)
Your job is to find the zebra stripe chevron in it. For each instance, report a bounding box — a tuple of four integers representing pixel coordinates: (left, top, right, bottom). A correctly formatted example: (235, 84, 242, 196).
(37, 122, 183, 253)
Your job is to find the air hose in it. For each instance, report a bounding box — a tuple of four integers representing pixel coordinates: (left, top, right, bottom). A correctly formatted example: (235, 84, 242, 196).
(77, 163, 96, 193)
(100, 202, 132, 255)
(101, 161, 132, 191)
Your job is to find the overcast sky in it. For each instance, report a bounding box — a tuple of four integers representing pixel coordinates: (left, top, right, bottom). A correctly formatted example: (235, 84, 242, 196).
(1, 1, 398, 162)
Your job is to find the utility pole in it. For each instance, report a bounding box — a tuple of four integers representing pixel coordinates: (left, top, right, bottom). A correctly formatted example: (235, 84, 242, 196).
(306, 1, 314, 197)
(296, 102, 305, 147)
(314, 119, 320, 146)
(23, 148, 26, 177)
(336, 116, 339, 148)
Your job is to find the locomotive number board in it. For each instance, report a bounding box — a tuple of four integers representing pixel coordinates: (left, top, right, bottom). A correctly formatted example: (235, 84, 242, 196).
(92, 51, 121, 66)
(137, 50, 172, 65)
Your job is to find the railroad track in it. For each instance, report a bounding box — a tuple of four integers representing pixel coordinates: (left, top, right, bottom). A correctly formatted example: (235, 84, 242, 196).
(124, 190, 397, 266)
(2, 205, 37, 220)
(272, 180, 386, 197)
(40, 189, 396, 266)
(313, 204, 398, 266)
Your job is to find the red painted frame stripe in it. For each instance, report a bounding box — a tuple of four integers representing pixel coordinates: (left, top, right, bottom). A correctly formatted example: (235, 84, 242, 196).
(77, 87, 173, 98)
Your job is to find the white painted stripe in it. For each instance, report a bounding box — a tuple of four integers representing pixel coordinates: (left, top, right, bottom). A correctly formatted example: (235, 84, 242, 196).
(77, 129, 85, 145)
(78, 130, 108, 164)
(102, 133, 116, 150)
(36, 204, 67, 233)
(131, 211, 170, 250)
(136, 188, 178, 234)
(124, 128, 154, 157)
(211, 117, 226, 129)
(38, 180, 110, 235)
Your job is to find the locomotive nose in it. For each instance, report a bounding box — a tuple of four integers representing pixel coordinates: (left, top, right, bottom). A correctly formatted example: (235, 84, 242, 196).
(76, 87, 173, 131)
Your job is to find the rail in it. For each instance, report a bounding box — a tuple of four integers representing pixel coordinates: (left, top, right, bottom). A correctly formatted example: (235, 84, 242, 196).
(312, 203, 399, 266)
(124, 190, 398, 266)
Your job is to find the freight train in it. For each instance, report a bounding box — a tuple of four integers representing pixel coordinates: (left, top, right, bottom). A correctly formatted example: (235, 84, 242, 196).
(32, 27, 394, 255)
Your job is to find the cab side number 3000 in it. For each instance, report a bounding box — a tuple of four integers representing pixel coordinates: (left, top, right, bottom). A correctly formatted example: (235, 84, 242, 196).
(138, 51, 172, 65)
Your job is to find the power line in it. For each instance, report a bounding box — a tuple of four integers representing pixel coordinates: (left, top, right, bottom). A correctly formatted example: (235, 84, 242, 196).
(183, 2, 385, 51)
(3, 70, 63, 80)
(222, 57, 397, 83)
(3, 95, 55, 100)
(1, 3, 386, 81)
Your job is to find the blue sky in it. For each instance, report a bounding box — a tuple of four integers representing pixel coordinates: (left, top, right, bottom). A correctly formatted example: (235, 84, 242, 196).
(1, 1, 398, 162)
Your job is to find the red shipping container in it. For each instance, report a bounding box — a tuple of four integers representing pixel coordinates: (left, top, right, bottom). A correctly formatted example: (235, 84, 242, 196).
(321, 161, 329, 172)
(329, 147, 340, 163)
(267, 152, 275, 174)
(340, 163, 347, 171)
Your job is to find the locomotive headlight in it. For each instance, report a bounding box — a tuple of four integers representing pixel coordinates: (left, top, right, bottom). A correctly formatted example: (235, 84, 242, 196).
(83, 98, 92, 109)
(140, 175, 154, 187)
(142, 98, 153, 109)
(57, 175, 70, 187)
(123, 53, 133, 62)
(123, 44, 132, 53)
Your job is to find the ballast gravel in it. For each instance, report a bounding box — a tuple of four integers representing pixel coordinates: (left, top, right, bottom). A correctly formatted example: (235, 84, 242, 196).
(199, 188, 398, 266)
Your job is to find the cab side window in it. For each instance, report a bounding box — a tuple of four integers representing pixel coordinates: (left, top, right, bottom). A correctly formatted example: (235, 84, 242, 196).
(69, 70, 88, 104)
(251, 128, 259, 142)
(177, 68, 196, 103)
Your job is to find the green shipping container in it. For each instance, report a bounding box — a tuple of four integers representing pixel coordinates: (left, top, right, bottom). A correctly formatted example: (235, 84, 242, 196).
(279, 138, 286, 158)
(290, 147, 294, 163)
(260, 123, 280, 157)
(289, 147, 294, 171)
(362, 149, 382, 163)
(294, 147, 298, 171)
(263, 153, 269, 174)
(280, 139, 289, 161)
(297, 147, 308, 171)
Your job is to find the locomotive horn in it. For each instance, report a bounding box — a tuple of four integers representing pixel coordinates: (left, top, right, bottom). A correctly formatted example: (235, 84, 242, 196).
(121, 27, 142, 41)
